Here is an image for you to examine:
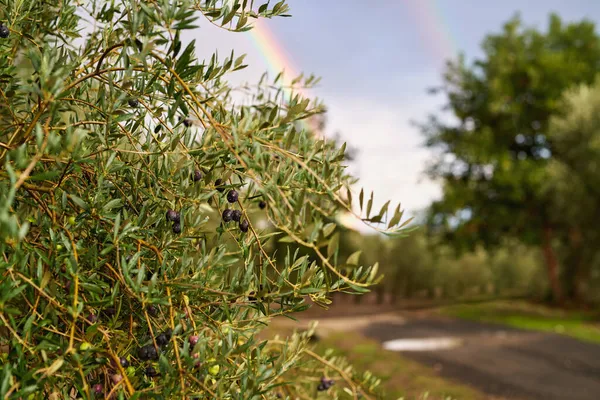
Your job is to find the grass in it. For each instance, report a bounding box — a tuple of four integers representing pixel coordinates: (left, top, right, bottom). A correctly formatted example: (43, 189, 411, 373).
(265, 322, 485, 400)
(439, 300, 600, 344)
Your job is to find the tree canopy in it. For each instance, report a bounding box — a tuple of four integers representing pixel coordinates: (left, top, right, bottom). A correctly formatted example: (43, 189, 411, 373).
(422, 13, 600, 302)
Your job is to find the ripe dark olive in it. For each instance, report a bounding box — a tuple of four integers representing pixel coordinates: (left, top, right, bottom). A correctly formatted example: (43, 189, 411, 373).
(139, 345, 158, 361)
(147, 305, 159, 317)
(239, 219, 249, 233)
(172, 223, 181, 234)
(103, 307, 116, 318)
(145, 366, 159, 377)
(173, 212, 181, 223)
(215, 179, 225, 192)
(138, 346, 148, 360)
(156, 333, 168, 346)
(226, 190, 238, 203)
(128, 98, 139, 108)
(231, 210, 242, 222)
(0, 25, 9, 39)
(154, 125, 162, 133)
(258, 201, 267, 209)
(192, 169, 202, 182)
(222, 209, 233, 222)
(166, 209, 179, 222)
(183, 118, 192, 127)
(319, 377, 334, 390)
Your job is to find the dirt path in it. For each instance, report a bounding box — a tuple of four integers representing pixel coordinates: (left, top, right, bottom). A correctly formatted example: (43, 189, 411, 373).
(361, 316, 600, 400)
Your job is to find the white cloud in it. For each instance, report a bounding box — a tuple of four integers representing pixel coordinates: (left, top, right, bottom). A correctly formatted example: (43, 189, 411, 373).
(324, 95, 442, 220)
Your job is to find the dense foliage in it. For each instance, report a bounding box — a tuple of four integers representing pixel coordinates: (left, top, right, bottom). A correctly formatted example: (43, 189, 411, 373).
(545, 79, 600, 303)
(329, 230, 545, 304)
(0, 1, 411, 398)
(421, 14, 600, 302)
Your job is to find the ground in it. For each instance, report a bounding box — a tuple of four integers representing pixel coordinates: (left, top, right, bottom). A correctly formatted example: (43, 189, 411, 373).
(269, 300, 600, 399)
(270, 313, 487, 400)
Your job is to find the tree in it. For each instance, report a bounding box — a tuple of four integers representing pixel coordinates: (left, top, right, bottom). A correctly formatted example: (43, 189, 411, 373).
(544, 80, 600, 301)
(421, 13, 600, 303)
(0, 1, 411, 398)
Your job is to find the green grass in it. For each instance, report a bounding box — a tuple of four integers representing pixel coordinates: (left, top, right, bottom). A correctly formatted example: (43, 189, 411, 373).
(440, 300, 600, 344)
(313, 331, 485, 400)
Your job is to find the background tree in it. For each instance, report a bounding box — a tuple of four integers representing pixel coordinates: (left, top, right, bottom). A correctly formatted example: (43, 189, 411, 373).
(421, 13, 600, 303)
(0, 1, 411, 398)
(544, 79, 600, 301)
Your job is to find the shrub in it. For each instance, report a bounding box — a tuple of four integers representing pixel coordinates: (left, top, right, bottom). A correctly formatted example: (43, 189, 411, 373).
(0, 1, 410, 398)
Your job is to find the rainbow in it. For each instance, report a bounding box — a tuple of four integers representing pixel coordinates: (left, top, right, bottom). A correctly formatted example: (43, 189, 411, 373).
(247, 18, 319, 133)
(245, 0, 458, 135)
(247, 0, 458, 81)
(247, 19, 301, 92)
(402, 0, 458, 63)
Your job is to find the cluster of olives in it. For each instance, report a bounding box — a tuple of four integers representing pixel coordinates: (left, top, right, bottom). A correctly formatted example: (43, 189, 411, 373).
(317, 377, 335, 391)
(90, 355, 133, 396)
(220, 189, 250, 233)
(217, 181, 267, 233)
(91, 325, 197, 395)
(164, 175, 267, 236)
(166, 209, 181, 234)
(164, 169, 206, 235)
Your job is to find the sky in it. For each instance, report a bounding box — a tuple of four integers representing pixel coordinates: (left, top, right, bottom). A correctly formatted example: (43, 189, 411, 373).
(189, 0, 600, 227)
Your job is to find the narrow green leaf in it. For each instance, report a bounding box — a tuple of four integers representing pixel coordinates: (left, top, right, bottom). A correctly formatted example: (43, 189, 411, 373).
(366, 191, 373, 218)
(387, 203, 403, 229)
(347, 187, 353, 208)
(377, 200, 390, 219)
(322, 223, 336, 238)
(327, 232, 339, 259)
(69, 195, 89, 211)
(102, 199, 123, 212)
(346, 250, 362, 266)
(359, 188, 364, 211)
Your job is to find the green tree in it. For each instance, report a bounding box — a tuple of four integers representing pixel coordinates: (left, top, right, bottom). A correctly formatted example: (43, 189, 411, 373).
(545, 79, 600, 301)
(0, 1, 410, 398)
(421, 13, 600, 303)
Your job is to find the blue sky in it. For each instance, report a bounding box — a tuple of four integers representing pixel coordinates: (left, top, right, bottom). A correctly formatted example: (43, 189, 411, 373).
(193, 0, 600, 222)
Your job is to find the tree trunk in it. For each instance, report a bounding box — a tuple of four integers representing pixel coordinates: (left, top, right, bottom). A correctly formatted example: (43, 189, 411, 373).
(564, 227, 587, 303)
(376, 286, 385, 304)
(542, 225, 563, 304)
(391, 271, 405, 304)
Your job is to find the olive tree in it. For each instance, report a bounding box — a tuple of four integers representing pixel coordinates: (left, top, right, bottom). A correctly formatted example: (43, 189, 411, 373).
(0, 1, 410, 399)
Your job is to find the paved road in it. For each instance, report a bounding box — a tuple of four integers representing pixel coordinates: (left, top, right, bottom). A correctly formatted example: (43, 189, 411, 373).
(361, 317, 600, 400)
